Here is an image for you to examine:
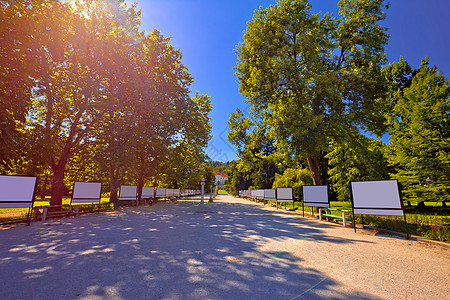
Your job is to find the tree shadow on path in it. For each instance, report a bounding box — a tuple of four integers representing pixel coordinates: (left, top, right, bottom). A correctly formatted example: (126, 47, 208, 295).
(0, 196, 379, 300)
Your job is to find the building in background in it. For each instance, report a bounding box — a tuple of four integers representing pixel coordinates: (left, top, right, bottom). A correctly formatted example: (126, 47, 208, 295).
(214, 172, 228, 188)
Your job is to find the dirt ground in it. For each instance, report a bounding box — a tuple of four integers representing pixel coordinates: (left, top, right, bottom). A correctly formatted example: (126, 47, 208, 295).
(0, 194, 448, 299)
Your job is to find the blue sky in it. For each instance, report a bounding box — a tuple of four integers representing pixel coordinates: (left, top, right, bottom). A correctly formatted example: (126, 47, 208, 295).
(133, 0, 450, 162)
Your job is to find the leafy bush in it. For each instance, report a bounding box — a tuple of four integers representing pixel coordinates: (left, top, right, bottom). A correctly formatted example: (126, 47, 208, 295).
(272, 168, 313, 200)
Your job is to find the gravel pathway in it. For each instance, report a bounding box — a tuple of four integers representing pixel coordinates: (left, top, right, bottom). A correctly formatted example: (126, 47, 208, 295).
(0, 194, 448, 300)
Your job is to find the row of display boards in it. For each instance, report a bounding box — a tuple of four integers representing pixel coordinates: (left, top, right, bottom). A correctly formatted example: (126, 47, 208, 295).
(119, 186, 201, 204)
(0, 175, 201, 225)
(240, 180, 409, 239)
(0, 175, 409, 239)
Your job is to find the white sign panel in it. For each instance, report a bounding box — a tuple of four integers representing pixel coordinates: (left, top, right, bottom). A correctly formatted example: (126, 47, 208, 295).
(255, 190, 264, 199)
(264, 189, 276, 201)
(303, 185, 329, 207)
(0, 175, 36, 208)
(119, 185, 137, 200)
(351, 180, 404, 216)
(277, 188, 293, 202)
(156, 188, 166, 198)
(72, 182, 102, 203)
(141, 187, 155, 198)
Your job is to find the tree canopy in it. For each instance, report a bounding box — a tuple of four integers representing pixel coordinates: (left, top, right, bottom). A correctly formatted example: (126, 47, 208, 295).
(0, 0, 212, 205)
(386, 58, 449, 202)
(233, 0, 389, 185)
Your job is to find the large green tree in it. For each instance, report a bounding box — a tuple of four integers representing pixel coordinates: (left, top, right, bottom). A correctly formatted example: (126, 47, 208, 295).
(227, 108, 280, 190)
(93, 27, 212, 206)
(0, 0, 58, 173)
(154, 92, 212, 191)
(25, 0, 141, 206)
(386, 58, 450, 202)
(1, 0, 212, 207)
(234, 0, 389, 185)
(326, 133, 389, 201)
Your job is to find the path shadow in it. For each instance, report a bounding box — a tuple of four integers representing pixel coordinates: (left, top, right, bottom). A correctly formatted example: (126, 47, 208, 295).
(0, 196, 379, 300)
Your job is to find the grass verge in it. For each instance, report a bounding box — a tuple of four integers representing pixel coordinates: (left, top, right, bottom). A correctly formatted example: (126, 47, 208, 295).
(246, 198, 449, 242)
(0, 196, 114, 224)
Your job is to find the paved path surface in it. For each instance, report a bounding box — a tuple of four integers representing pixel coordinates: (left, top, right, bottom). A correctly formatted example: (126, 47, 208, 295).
(0, 195, 448, 300)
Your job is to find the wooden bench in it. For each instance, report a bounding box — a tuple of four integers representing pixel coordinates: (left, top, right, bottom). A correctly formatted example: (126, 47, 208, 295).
(319, 208, 353, 227)
(33, 205, 79, 222)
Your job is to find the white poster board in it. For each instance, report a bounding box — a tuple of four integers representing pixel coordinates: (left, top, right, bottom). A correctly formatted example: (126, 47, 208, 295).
(264, 189, 276, 201)
(277, 188, 293, 203)
(71, 182, 102, 203)
(0, 175, 36, 208)
(255, 189, 264, 199)
(351, 180, 404, 216)
(250, 190, 257, 198)
(141, 187, 155, 199)
(118, 185, 137, 201)
(156, 188, 166, 198)
(302, 185, 329, 207)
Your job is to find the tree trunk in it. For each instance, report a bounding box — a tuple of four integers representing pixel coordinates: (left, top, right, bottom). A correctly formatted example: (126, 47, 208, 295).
(307, 152, 322, 186)
(50, 159, 67, 208)
(109, 171, 119, 208)
(40, 172, 48, 200)
(109, 182, 119, 209)
(307, 152, 322, 213)
(137, 172, 144, 202)
(109, 165, 120, 209)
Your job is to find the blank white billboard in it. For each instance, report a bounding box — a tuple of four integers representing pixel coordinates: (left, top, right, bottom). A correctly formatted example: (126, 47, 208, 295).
(277, 188, 293, 202)
(72, 182, 102, 203)
(255, 189, 264, 199)
(119, 185, 137, 200)
(156, 188, 166, 198)
(351, 180, 404, 216)
(141, 187, 155, 198)
(302, 185, 330, 208)
(0, 175, 36, 208)
(264, 189, 276, 201)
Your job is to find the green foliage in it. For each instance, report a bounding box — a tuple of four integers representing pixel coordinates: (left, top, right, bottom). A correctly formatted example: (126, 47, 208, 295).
(326, 134, 390, 201)
(233, 0, 389, 185)
(272, 168, 312, 188)
(0, 0, 212, 206)
(223, 160, 251, 196)
(163, 93, 213, 188)
(386, 58, 450, 202)
(227, 105, 280, 194)
(272, 167, 313, 199)
(0, 1, 52, 172)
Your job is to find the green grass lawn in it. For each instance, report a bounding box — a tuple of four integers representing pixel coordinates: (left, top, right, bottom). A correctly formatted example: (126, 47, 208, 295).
(246, 197, 449, 242)
(0, 196, 113, 215)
